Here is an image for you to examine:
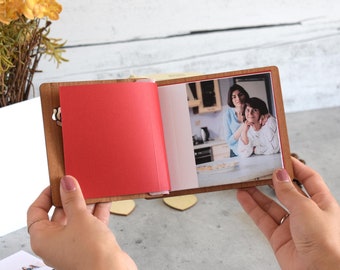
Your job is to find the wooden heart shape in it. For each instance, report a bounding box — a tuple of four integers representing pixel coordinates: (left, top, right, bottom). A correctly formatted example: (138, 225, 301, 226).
(163, 195, 198, 211)
(110, 200, 136, 216)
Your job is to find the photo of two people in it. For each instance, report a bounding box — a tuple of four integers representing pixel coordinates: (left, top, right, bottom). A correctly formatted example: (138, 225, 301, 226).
(187, 72, 283, 187)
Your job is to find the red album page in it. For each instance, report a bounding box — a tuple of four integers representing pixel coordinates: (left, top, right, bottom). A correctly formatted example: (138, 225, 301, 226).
(59, 82, 170, 199)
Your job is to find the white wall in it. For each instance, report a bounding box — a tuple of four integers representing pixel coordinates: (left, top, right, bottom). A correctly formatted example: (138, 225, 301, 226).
(33, 0, 340, 112)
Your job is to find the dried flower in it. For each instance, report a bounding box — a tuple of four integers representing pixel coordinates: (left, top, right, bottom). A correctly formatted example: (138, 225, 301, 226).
(0, 0, 67, 107)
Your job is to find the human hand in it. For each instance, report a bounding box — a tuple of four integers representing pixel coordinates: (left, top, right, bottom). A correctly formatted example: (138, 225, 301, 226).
(240, 122, 251, 145)
(27, 175, 137, 270)
(237, 157, 340, 270)
(244, 119, 254, 127)
(259, 113, 270, 126)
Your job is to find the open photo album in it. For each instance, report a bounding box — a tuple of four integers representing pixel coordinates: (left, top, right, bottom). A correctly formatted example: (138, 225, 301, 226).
(40, 66, 293, 206)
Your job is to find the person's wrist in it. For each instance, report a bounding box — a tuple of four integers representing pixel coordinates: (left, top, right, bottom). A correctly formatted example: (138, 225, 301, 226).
(312, 247, 340, 269)
(95, 249, 137, 270)
(86, 237, 137, 270)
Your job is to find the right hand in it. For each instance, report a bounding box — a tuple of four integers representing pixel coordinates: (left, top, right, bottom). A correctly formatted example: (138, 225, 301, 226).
(237, 157, 340, 269)
(240, 121, 251, 145)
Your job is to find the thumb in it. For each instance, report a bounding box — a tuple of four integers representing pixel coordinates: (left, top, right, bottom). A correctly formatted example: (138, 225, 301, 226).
(60, 175, 87, 219)
(273, 168, 307, 212)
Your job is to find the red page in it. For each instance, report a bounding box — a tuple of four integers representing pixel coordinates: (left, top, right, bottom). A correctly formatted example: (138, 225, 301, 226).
(59, 82, 170, 199)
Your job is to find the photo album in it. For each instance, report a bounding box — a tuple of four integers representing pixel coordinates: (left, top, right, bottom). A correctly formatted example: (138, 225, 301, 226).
(40, 66, 293, 206)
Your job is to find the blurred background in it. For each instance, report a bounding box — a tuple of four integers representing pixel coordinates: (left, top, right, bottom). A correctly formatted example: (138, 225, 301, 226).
(34, 0, 340, 112)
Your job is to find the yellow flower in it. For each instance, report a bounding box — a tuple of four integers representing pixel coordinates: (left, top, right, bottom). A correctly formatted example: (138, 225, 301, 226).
(44, 0, 62, 20)
(22, 0, 62, 20)
(0, 0, 23, 24)
(0, 0, 62, 24)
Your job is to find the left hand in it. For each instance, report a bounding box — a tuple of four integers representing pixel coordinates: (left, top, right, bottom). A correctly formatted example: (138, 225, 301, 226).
(260, 113, 270, 126)
(27, 175, 137, 270)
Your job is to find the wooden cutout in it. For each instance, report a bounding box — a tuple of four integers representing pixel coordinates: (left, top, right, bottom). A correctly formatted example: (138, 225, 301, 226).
(163, 195, 198, 211)
(110, 200, 136, 216)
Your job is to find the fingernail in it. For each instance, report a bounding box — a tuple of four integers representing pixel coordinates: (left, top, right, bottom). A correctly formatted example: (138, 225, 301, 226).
(61, 175, 77, 191)
(276, 169, 291, 182)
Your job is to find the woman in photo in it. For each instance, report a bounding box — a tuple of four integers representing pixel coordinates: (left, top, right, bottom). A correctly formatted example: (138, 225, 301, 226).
(225, 84, 250, 157)
(238, 97, 280, 157)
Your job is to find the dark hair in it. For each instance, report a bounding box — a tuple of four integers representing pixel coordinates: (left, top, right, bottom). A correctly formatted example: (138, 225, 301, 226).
(227, 84, 250, 107)
(244, 97, 268, 116)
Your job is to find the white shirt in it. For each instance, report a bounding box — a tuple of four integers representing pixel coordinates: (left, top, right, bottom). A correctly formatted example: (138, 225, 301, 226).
(238, 116, 280, 157)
